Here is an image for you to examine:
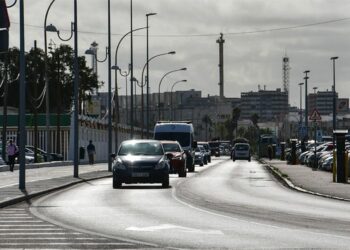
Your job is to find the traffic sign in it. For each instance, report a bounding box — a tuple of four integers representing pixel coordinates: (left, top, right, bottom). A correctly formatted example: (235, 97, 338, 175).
(309, 109, 321, 121)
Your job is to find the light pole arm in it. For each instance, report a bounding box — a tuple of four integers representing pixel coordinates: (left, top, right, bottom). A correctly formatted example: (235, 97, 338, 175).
(96, 47, 108, 63)
(139, 52, 174, 88)
(56, 22, 74, 41)
(114, 26, 147, 66)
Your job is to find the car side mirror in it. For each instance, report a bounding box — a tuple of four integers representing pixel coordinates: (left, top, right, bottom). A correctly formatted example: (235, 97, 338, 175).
(110, 153, 116, 159)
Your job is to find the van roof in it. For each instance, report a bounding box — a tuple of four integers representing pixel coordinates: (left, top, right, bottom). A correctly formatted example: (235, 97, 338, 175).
(154, 123, 194, 133)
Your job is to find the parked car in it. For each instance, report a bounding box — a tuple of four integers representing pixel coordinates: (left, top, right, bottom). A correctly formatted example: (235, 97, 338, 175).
(198, 145, 209, 165)
(26, 145, 64, 162)
(194, 147, 205, 166)
(111, 140, 170, 188)
(232, 143, 251, 162)
(208, 141, 220, 157)
(198, 142, 211, 163)
(161, 140, 187, 177)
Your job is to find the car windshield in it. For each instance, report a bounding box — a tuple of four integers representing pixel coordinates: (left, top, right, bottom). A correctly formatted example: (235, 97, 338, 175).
(235, 144, 249, 150)
(162, 143, 181, 152)
(118, 142, 164, 156)
(154, 132, 190, 147)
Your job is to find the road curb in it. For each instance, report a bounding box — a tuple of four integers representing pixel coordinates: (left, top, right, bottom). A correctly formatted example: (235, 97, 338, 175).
(259, 159, 350, 203)
(0, 172, 112, 208)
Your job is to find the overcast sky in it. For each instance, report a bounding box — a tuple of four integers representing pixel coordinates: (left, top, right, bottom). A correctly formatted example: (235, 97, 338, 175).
(6, 0, 350, 108)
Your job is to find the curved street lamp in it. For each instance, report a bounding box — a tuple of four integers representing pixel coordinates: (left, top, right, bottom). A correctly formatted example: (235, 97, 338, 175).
(170, 80, 187, 120)
(111, 26, 146, 146)
(158, 68, 187, 121)
(136, 51, 176, 138)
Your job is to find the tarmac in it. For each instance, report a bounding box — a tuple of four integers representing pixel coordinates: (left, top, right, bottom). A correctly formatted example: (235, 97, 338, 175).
(0, 158, 349, 209)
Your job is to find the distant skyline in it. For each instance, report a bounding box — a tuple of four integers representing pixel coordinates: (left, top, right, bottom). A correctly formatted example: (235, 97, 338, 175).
(6, 0, 350, 108)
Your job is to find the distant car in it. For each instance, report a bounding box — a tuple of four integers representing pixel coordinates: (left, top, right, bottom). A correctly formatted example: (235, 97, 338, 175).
(112, 140, 170, 188)
(208, 141, 220, 157)
(232, 143, 251, 162)
(198, 145, 209, 165)
(161, 141, 187, 177)
(194, 147, 204, 166)
(198, 142, 211, 163)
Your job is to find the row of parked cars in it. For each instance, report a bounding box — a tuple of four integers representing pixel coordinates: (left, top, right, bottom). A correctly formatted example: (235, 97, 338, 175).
(294, 141, 340, 171)
(0, 145, 64, 165)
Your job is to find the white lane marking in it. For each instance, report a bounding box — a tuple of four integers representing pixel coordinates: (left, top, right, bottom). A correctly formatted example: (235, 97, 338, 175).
(0, 225, 54, 227)
(126, 223, 223, 235)
(0, 228, 64, 231)
(0, 243, 134, 246)
(0, 232, 82, 235)
(0, 220, 43, 223)
(172, 167, 350, 241)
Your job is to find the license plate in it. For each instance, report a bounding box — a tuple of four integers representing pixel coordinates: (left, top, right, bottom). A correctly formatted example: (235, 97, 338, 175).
(132, 172, 149, 177)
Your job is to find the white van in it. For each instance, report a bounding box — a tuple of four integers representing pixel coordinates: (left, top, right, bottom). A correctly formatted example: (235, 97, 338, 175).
(154, 121, 197, 172)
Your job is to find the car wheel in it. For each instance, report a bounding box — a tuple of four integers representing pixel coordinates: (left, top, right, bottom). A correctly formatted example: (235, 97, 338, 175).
(113, 174, 122, 189)
(200, 161, 204, 166)
(188, 164, 195, 172)
(162, 175, 170, 188)
(179, 167, 187, 177)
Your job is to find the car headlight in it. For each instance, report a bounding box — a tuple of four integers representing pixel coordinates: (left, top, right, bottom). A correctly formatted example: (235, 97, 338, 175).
(155, 158, 167, 170)
(114, 158, 126, 170)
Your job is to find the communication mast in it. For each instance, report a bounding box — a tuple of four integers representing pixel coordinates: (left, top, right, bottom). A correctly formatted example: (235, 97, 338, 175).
(282, 55, 290, 100)
(216, 33, 225, 99)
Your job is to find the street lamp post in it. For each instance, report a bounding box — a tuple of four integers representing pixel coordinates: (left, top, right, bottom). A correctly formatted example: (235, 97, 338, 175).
(43, 0, 56, 161)
(19, 0, 26, 189)
(331, 57, 338, 135)
(298, 82, 304, 140)
(138, 51, 175, 138)
(313, 86, 318, 170)
(170, 80, 187, 120)
(46, 2, 78, 177)
(146, 12, 157, 138)
(304, 70, 310, 141)
(158, 68, 187, 121)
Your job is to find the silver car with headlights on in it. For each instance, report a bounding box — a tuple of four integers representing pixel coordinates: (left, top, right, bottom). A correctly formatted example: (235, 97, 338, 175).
(112, 140, 170, 188)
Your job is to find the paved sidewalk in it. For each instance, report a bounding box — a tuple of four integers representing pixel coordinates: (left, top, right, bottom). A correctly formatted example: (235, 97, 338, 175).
(0, 162, 112, 208)
(262, 158, 350, 201)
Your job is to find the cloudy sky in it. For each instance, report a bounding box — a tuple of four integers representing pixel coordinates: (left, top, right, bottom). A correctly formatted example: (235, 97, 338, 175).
(6, 0, 350, 108)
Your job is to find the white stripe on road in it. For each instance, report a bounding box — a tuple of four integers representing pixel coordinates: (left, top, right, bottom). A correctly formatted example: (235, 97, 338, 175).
(0, 243, 134, 246)
(0, 228, 64, 231)
(0, 225, 54, 227)
(0, 232, 82, 235)
(0, 220, 43, 223)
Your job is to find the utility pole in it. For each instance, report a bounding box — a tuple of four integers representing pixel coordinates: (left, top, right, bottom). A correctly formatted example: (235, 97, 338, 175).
(304, 70, 310, 141)
(216, 33, 225, 99)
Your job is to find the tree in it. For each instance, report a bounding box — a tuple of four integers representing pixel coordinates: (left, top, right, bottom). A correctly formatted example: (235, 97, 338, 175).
(202, 114, 212, 141)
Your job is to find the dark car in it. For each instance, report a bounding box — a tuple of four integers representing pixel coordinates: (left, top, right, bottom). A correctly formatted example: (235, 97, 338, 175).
(232, 143, 251, 161)
(112, 140, 170, 188)
(161, 141, 187, 178)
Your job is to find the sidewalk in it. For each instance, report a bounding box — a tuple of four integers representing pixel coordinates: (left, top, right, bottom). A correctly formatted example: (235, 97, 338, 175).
(0, 162, 112, 208)
(262, 158, 350, 201)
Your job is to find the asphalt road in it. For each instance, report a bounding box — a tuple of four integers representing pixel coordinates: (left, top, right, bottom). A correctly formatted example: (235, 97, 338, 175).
(29, 157, 350, 249)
